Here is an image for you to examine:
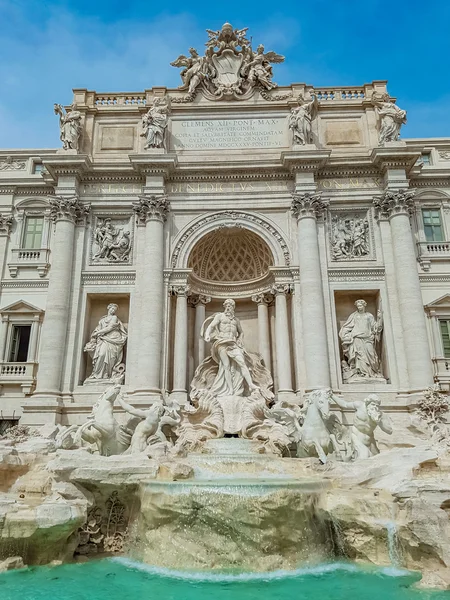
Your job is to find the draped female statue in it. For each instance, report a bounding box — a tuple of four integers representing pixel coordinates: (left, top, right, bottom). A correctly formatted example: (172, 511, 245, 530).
(339, 299, 384, 382)
(84, 303, 128, 382)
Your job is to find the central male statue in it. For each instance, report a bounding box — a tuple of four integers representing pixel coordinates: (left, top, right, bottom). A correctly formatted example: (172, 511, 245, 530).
(191, 298, 273, 401)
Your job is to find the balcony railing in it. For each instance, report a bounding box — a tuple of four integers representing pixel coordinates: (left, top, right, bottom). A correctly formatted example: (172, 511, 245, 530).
(0, 362, 37, 394)
(417, 241, 450, 271)
(8, 248, 50, 278)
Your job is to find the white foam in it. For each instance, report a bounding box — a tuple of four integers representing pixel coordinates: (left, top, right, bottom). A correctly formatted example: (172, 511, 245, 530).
(111, 558, 361, 582)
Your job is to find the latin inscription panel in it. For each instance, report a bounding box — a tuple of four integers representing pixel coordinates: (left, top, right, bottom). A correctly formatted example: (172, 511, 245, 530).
(170, 117, 288, 150)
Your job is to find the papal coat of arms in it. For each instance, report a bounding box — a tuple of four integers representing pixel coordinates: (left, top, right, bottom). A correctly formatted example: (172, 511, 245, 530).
(170, 23, 284, 101)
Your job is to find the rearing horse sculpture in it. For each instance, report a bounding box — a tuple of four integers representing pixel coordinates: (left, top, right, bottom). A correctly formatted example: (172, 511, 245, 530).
(297, 388, 340, 463)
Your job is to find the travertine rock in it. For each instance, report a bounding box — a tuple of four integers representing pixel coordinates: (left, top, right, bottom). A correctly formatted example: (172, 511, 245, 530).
(0, 556, 26, 572)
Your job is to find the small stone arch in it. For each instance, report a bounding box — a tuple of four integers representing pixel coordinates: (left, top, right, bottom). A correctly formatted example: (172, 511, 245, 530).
(170, 210, 291, 270)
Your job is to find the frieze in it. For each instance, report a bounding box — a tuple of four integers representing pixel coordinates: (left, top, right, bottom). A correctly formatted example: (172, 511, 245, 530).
(328, 268, 385, 281)
(81, 272, 136, 286)
(90, 214, 134, 265)
(82, 183, 142, 195)
(168, 179, 293, 194)
(1, 280, 49, 288)
(329, 208, 375, 261)
(317, 177, 382, 190)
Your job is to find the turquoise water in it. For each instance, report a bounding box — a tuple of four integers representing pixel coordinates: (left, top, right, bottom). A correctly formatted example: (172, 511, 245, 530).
(0, 558, 449, 600)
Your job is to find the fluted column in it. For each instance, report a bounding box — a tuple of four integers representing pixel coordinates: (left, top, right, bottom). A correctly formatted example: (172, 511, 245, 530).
(291, 192, 331, 390)
(171, 285, 190, 399)
(190, 294, 211, 369)
(374, 190, 433, 389)
(34, 196, 90, 397)
(271, 284, 293, 398)
(252, 293, 273, 369)
(132, 195, 169, 395)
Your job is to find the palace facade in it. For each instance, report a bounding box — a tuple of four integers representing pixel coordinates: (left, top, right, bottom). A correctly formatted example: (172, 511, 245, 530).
(1, 24, 450, 428)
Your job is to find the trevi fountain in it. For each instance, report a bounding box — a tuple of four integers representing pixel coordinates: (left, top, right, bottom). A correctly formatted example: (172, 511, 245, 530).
(0, 21, 450, 600)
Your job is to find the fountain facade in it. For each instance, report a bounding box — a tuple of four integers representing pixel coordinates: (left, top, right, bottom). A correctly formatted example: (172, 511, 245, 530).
(0, 21, 450, 590)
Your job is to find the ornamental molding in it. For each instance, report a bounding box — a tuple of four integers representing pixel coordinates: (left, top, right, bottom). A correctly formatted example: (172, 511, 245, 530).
(0, 156, 26, 171)
(291, 192, 329, 220)
(82, 174, 143, 183)
(0, 187, 17, 195)
(171, 210, 291, 269)
(49, 196, 90, 224)
(411, 179, 450, 188)
(373, 189, 416, 219)
(328, 268, 385, 281)
(81, 272, 136, 286)
(419, 274, 450, 284)
(1, 280, 49, 289)
(168, 171, 292, 183)
(0, 213, 14, 236)
(132, 195, 169, 225)
(16, 188, 55, 196)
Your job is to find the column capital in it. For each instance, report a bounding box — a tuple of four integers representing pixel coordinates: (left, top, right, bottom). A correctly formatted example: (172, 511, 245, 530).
(291, 192, 329, 220)
(0, 213, 13, 236)
(373, 188, 416, 219)
(49, 195, 90, 225)
(270, 283, 293, 296)
(188, 294, 211, 307)
(170, 284, 191, 297)
(133, 195, 170, 225)
(251, 292, 274, 305)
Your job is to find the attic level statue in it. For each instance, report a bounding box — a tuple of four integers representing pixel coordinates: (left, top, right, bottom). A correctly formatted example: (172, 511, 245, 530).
(171, 22, 284, 100)
(371, 92, 407, 145)
(141, 96, 170, 149)
(54, 103, 82, 151)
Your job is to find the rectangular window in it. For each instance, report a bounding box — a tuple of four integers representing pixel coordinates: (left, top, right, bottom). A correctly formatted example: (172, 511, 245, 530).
(22, 216, 44, 249)
(440, 320, 450, 358)
(422, 209, 444, 242)
(8, 325, 31, 362)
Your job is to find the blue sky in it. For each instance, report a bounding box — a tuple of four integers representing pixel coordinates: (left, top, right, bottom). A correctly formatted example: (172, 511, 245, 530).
(1, 0, 449, 149)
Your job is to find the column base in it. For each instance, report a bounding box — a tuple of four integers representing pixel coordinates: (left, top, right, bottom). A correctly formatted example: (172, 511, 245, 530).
(170, 391, 188, 405)
(275, 390, 297, 403)
(20, 398, 64, 426)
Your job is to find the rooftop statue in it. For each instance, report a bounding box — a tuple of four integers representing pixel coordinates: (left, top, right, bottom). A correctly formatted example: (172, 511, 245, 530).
(171, 22, 284, 101)
(288, 94, 318, 146)
(371, 92, 407, 145)
(54, 102, 82, 151)
(141, 96, 170, 149)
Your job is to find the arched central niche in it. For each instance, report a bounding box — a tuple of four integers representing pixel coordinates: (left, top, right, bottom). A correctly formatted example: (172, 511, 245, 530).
(188, 226, 274, 284)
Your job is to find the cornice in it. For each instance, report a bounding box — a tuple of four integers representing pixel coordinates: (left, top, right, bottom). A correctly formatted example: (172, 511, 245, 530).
(328, 268, 385, 280)
(128, 153, 178, 177)
(169, 171, 292, 182)
(42, 154, 93, 182)
(1, 279, 49, 289)
(281, 149, 331, 173)
(81, 271, 136, 285)
(370, 146, 421, 173)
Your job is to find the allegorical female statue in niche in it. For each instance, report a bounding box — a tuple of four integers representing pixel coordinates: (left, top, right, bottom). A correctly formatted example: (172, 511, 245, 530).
(339, 299, 384, 383)
(84, 303, 128, 382)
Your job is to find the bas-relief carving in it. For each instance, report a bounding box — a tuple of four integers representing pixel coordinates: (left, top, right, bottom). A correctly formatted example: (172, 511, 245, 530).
(288, 94, 317, 146)
(84, 303, 128, 383)
(91, 216, 132, 264)
(330, 214, 370, 260)
(54, 103, 82, 151)
(0, 156, 26, 171)
(339, 299, 385, 383)
(371, 92, 407, 146)
(140, 97, 170, 149)
(171, 22, 284, 101)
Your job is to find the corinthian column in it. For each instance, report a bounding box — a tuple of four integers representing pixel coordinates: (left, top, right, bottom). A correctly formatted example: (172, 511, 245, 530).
(374, 190, 433, 389)
(34, 196, 90, 398)
(271, 284, 293, 398)
(171, 284, 190, 401)
(252, 292, 273, 370)
(291, 192, 331, 390)
(190, 294, 211, 369)
(131, 195, 169, 396)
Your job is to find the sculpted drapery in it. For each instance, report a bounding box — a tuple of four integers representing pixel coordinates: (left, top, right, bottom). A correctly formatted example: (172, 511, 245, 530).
(84, 303, 128, 381)
(191, 299, 273, 401)
(339, 299, 383, 381)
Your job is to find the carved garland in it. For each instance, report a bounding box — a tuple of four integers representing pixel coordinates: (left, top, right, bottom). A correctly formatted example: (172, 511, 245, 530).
(170, 210, 291, 269)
